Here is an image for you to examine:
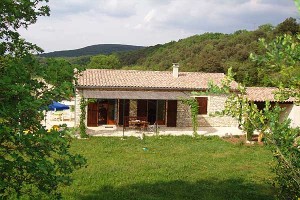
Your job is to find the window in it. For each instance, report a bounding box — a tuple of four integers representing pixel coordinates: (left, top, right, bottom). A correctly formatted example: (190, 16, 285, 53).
(196, 97, 208, 115)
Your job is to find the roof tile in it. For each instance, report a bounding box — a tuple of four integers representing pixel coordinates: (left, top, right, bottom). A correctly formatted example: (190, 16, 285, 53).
(246, 87, 293, 102)
(77, 69, 238, 90)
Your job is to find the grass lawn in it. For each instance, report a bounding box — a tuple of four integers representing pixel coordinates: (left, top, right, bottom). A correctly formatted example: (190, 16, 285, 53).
(60, 136, 276, 200)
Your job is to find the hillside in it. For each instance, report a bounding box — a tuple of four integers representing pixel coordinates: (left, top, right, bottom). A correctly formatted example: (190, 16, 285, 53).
(41, 17, 299, 87)
(116, 17, 300, 86)
(40, 44, 144, 58)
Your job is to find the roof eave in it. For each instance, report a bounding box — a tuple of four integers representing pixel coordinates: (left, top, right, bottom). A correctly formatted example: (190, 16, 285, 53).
(76, 85, 239, 92)
(76, 85, 205, 91)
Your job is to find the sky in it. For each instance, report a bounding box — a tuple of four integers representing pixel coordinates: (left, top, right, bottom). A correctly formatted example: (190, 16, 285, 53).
(19, 0, 299, 53)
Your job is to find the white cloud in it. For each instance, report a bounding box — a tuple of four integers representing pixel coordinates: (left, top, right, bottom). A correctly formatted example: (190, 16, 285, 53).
(134, 0, 298, 33)
(98, 0, 137, 18)
(144, 9, 156, 23)
(18, 0, 299, 52)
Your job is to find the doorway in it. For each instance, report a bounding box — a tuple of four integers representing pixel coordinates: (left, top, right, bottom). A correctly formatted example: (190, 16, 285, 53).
(118, 99, 130, 125)
(167, 100, 177, 127)
(87, 99, 116, 127)
(137, 100, 166, 125)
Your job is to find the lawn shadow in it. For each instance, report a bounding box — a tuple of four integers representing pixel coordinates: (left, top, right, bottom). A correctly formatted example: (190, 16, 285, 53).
(73, 178, 274, 200)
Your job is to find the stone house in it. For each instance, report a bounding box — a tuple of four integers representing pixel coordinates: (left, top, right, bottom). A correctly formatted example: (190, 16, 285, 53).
(246, 87, 300, 128)
(74, 65, 239, 128)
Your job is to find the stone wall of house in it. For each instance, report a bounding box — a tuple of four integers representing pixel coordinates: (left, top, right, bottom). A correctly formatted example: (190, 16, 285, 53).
(74, 88, 239, 128)
(74, 89, 83, 127)
(177, 95, 239, 127)
(177, 101, 192, 127)
(201, 95, 238, 127)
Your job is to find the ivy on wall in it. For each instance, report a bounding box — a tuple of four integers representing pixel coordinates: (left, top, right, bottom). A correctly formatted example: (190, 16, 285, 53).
(182, 98, 199, 137)
(79, 97, 96, 138)
(79, 97, 88, 138)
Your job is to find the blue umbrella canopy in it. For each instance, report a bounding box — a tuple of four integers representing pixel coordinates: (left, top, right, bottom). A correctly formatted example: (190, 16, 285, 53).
(48, 101, 69, 111)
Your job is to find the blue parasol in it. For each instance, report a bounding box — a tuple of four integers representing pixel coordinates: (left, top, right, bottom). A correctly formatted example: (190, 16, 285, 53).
(48, 101, 69, 111)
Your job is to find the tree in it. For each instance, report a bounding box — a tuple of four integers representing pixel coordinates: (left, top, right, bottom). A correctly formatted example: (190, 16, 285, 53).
(207, 31, 300, 200)
(274, 17, 300, 36)
(0, 0, 50, 56)
(249, 17, 300, 197)
(250, 34, 300, 98)
(39, 58, 85, 98)
(205, 65, 300, 199)
(0, 1, 86, 199)
(201, 4, 300, 196)
(87, 54, 120, 69)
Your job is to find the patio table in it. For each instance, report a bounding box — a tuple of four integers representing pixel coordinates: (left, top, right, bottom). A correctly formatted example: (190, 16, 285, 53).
(129, 120, 149, 131)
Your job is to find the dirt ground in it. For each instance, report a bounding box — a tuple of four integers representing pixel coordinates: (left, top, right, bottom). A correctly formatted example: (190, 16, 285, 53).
(222, 134, 264, 146)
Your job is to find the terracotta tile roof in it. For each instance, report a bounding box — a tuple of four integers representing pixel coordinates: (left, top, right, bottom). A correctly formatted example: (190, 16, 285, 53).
(246, 87, 293, 102)
(77, 69, 238, 90)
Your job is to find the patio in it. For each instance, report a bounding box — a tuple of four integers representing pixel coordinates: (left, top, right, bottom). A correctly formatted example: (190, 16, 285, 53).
(86, 126, 245, 137)
(41, 110, 75, 129)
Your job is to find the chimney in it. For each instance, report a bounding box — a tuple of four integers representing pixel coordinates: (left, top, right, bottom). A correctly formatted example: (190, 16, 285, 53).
(172, 63, 179, 78)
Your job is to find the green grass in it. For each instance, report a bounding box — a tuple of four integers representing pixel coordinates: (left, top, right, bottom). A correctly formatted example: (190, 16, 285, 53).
(60, 136, 276, 200)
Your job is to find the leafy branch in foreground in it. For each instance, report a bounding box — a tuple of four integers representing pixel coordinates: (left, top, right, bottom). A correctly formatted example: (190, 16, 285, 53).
(204, 33, 300, 199)
(209, 67, 299, 199)
(0, 0, 50, 56)
(0, 55, 87, 199)
(250, 34, 300, 102)
(250, 31, 300, 199)
(0, 0, 87, 199)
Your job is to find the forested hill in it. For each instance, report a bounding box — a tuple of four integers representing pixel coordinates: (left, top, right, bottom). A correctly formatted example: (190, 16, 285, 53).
(116, 17, 300, 86)
(42, 17, 299, 87)
(40, 44, 145, 57)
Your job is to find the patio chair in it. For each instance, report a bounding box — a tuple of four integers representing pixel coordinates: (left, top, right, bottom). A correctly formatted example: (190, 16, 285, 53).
(147, 122, 157, 132)
(61, 111, 72, 121)
(51, 111, 63, 121)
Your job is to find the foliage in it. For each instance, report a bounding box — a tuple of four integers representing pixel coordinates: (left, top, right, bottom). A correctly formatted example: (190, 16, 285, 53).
(87, 54, 121, 69)
(210, 73, 299, 200)
(263, 106, 300, 200)
(211, 33, 300, 199)
(250, 34, 300, 102)
(0, 0, 86, 198)
(295, 0, 300, 10)
(0, 0, 50, 56)
(38, 18, 300, 88)
(40, 44, 144, 58)
(36, 57, 86, 98)
(38, 58, 80, 98)
(67, 55, 91, 66)
(61, 136, 275, 199)
(0, 55, 87, 199)
(121, 65, 149, 70)
(223, 94, 261, 141)
(194, 67, 262, 140)
(182, 99, 199, 136)
(79, 98, 90, 138)
(274, 17, 300, 36)
(114, 18, 299, 86)
(196, 67, 236, 95)
(250, 31, 300, 199)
